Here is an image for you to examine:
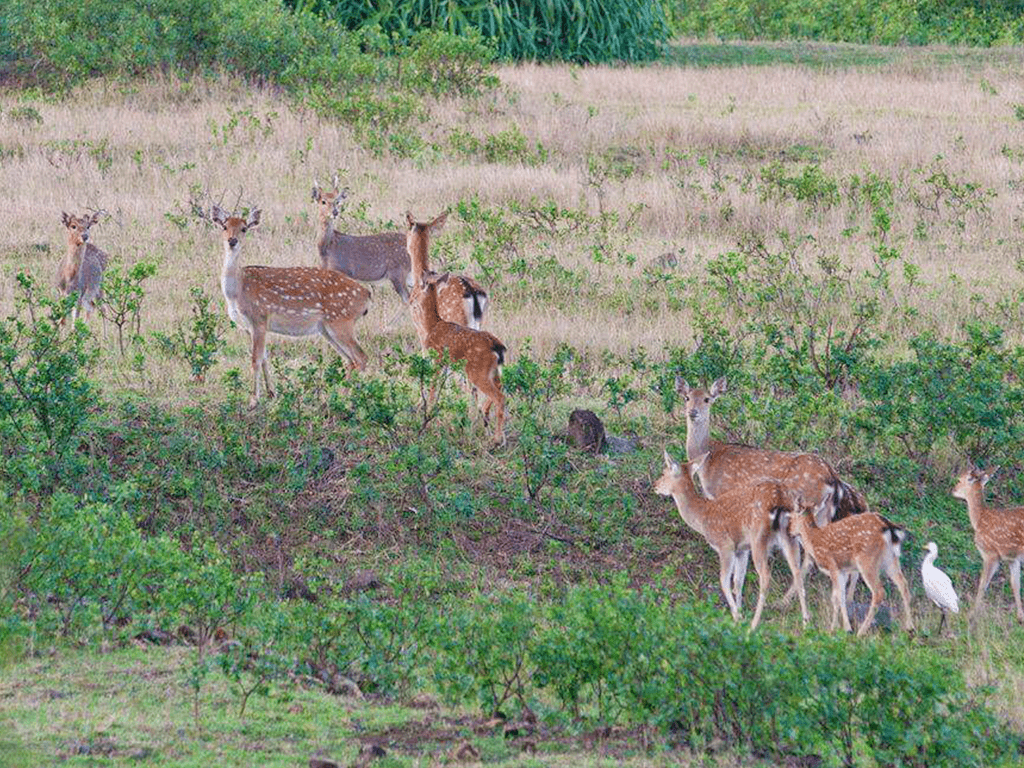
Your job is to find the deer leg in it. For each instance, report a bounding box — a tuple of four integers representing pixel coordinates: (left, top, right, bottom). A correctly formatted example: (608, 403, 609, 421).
(322, 321, 367, 371)
(249, 326, 267, 409)
(261, 357, 274, 399)
(778, 534, 809, 625)
(856, 567, 884, 637)
(389, 270, 410, 303)
(845, 572, 860, 603)
(828, 570, 845, 633)
(474, 367, 505, 445)
(733, 548, 750, 610)
(718, 549, 740, 621)
(971, 554, 999, 618)
(937, 610, 946, 635)
(1007, 561, 1024, 626)
(749, 543, 771, 631)
(884, 556, 915, 632)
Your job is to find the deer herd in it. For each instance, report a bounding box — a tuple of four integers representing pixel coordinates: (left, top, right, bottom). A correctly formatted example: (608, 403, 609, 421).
(54, 184, 1024, 637)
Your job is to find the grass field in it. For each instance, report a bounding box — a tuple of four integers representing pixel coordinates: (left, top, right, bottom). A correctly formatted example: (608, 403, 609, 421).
(4, 39, 1024, 766)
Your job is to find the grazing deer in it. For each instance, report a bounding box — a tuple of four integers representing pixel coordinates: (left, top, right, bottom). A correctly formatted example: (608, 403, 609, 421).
(654, 449, 809, 630)
(311, 181, 411, 301)
(211, 204, 371, 407)
(406, 211, 488, 343)
(416, 279, 506, 444)
(56, 211, 108, 322)
(782, 504, 914, 636)
(677, 377, 868, 601)
(952, 467, 1024, 622)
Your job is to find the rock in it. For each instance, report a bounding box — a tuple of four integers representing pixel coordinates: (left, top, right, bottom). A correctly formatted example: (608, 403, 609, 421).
(328, 674, 364, 699)
(345, 570, 382, 593)
(605, 435, 639, 454)
(567, 409, 605, 453)
(451, 741, 480, 761)
(350, 744, 386, 768)
(133, 628, 174, 646)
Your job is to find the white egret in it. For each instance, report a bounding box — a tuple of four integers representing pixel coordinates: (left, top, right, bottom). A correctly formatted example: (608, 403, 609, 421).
(921, 542, 959, 634)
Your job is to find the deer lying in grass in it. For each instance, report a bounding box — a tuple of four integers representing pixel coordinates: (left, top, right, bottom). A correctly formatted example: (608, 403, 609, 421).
(312, 181, 411, 301)
(952, 467, 1024, 622)
(415, 279, 506, 444)
(654, 449, 808, 629)
(781, 503, 914, 636)
(57, 210, 108, 323)
(678, 377, 868, 601)
(211, 204, 370, 407)
(406, 211, 488, 343)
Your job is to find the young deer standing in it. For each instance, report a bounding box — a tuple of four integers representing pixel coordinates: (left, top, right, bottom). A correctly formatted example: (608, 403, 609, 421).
(312, 182, 411, 301)
(952, 467, 1024, 622)
(406, 211, 488, 342)
(56, 211, 109, 322)
(654, 449, 809, 630)
(678, 378, 868, 601)
(212, 204, 371, 407)
(782, 504, 914, 636)
(417, 279, 506, 444)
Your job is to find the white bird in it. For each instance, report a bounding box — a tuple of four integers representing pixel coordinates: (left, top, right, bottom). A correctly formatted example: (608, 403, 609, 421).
(921, 542, 959, 634)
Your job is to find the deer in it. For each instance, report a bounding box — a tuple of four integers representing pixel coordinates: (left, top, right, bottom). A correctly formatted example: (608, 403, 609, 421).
(210, 203, 371, 408)
(677, 377, 868, 602)
(56, 210, 109, 323)
(952, 467, 1024, 623)
(654, 449, 809, 630)
(780, 503, 914, 636)
(406, 211, 488, 344)
(311, 181, 412, 301)
(415, 278, 506, 444)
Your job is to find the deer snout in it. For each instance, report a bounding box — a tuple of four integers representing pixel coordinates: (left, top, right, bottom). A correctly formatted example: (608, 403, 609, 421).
(81, 232, 89, 242)
(228, 236, 238, 248)
(688, 408, 699, 420)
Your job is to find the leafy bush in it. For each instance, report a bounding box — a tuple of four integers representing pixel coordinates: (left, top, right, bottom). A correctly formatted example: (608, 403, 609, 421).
(153, 286, 227, 383)
(100, 260, 157, 356)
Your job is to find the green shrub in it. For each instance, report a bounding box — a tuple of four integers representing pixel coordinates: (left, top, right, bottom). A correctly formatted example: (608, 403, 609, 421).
(153, 286, 226, 383)
(100, 260, 157, 357)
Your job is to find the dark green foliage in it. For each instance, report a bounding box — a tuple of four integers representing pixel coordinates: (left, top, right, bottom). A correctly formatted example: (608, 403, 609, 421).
(296, 0, 671, 63)
(670, 0, 1024, 47)
(100, 260, 157, 357)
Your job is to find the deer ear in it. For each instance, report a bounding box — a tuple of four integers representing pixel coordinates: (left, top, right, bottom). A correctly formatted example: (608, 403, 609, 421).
(982, 468, 997, 486)
(430, 211, 448, 232)
(311, 185, 320, 202)
(210, 205, 226, 226)
(89, 211, 102, 225)
(62, 211, 71, 227)
(338, 187, 349, 200)
(663, 448, 682, 476)
(406, 211, 415, 228)
(247, 208, 261, 227)
(675, 377, 692, 396)
(710, 377, 727, 398)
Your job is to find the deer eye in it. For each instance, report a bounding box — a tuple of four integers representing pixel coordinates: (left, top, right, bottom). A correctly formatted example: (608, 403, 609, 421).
(704, 398, 709, 403)
(241, 227, 248, 233)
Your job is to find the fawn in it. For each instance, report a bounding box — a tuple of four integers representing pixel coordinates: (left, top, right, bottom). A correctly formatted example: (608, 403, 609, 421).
(654, 449, 808, 630)
(57, 210, 109, 323)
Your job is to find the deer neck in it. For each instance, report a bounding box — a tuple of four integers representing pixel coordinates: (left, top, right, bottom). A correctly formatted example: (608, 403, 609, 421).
(685, 417, 712, 462)
(317, 215, 335, 251)
(420, 284, 442, 335)
(220, 241, 243, 301)
(669, 474, 711, 536)
(963, 486, 988, 531)
(407, 235, 430, 284)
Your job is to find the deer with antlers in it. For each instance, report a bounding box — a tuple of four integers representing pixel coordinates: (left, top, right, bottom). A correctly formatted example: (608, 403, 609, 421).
(406, 211, 488, 344)
(654, 449, 809, 630)
(416, 278, 506, 444)
(56, 210, 109, 323)
(677, 377, 868, 600)
(780, 503, 914, 636)
(210, 203, 370, 407)
(311, 180, 412, 301)
(952, 467, 1024, 622)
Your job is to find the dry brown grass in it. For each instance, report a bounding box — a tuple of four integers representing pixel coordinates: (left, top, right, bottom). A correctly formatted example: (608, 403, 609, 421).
(2, 47, 1024, 403)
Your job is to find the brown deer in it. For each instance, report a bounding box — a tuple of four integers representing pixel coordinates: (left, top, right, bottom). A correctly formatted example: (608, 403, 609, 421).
(952, 467, 1024, 622)
(677, 377, 868, 600)
(782, 504, 914, 636)
(211, 204, 370, 407)
(406, 211, 488, 344)
(311, 181, 411, 301)
(416, 279, 506, 444)
(654, 449, 809, 630)
(56, 210, 109, 322)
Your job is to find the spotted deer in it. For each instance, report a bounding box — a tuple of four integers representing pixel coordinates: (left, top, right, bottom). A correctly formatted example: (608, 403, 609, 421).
(417, 279, 506, 444)
(311, 181, 411, 300)
(654, 449, 809, 630)
(211, 204, 371, 407)
(781, 504, 914, 636)
(678, 377, 868, 600)
(406, 211, 488, 344)
(56, 210, 109, 322)
(952, 467, 1024, 622)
